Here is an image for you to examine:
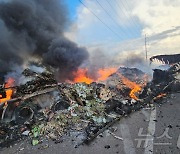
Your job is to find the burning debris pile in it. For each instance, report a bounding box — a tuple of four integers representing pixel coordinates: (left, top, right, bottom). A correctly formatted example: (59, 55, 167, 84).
(0, 0, 179, 150)
(106, 67, 149, 100)
(140, 62, 180, 100)
(0, 65, 149, 148)
(0, 0, 152, 148)
(0, 62, 178, 148)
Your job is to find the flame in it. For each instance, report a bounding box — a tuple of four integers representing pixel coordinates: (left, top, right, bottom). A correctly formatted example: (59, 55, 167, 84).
(0, 77, 15, 104)
(118, 74, 142, 100)
(153, 93, 167, 100)
(72, 67, 117, 84)
(72, 67, 145, 100)
(97, 68, 117, 81)
(73, 68, 94, 84)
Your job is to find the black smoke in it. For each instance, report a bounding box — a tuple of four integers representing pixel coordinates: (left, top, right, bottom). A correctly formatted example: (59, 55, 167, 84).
(0, 0, 89, 81)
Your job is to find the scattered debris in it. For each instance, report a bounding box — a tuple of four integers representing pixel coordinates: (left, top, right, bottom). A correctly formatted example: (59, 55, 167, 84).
(104, 145, 111, 149)
(22, 130, 30, 136)
(108, 131, 123, 140)
(0, 63, 179, 149)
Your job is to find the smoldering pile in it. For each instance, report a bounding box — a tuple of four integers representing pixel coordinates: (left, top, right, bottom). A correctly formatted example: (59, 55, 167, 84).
(140, 62, 180, 100)
(0, 62, 179, 148)
(0, 65, 147, 148)
(0, 0, 89, 82)
(0, 0, 180, 150)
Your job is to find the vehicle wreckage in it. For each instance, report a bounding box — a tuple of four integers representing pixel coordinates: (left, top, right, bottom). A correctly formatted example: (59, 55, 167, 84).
(0, 63, 179, 148)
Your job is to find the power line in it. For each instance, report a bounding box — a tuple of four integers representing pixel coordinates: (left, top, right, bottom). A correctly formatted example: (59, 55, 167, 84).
(79, 0, 123, 39)
(115, 0, 139, 27)
(115, 0, 142, 36)
(122, 0, 142, 30)
(114, 0, 141, 34)
(95, 0, 132, 38)
(145, 34, 148, 61)
(104, 0, 137, 37)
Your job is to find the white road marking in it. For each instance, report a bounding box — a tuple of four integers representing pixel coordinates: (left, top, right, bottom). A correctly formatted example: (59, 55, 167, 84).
(144, 107, 156, 154)
(177, 135, 180, 149)
(120, 123, 136, 154)
(141, 109, 150, 122)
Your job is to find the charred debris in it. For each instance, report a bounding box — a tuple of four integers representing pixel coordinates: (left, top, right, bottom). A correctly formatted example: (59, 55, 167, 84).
(0, 63, 179, 148)
(150, 54, 180, 65)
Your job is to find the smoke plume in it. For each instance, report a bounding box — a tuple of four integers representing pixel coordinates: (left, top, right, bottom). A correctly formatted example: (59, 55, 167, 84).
(0, 0, 89, 81)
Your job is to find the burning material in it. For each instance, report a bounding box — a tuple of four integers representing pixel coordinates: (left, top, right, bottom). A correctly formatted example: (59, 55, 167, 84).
(153, 93, 167, 101)
(156, 93, 167, 98)
(102, 67, 148, 100)
(0, 0, 179, 150)
(73, 69, 93, 84)
(97, 68, 117, 81)
(0, 78, 15, 104)
(0, 66, 143, 147)
(0, 60, 178, 150)
(0, 63, 179, 149)
(140, 62, 180, 102)
(72, 67, 117, 84)
(117, 73, 142, 100)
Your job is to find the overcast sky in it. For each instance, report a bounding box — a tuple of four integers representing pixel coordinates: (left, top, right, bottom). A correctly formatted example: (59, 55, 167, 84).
(65, 0, 180, 61)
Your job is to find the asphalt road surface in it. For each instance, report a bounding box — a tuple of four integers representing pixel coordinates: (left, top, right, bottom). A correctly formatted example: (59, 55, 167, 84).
(1, 93, 180, 154)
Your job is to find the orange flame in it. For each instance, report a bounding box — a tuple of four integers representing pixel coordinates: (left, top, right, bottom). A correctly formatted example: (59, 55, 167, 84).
(72, 68, 145, 100)
(118, 74, 142, 100)
(153, 93, 167, 100)
(97, 68, 117, 81)
(0, 78, 15, 104)
(73, 68, 93, 84)
(73, 67, 117, 84)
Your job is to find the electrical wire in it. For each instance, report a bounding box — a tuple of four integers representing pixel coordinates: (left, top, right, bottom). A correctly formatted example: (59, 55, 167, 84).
(79, 0, 123, 39)
(104, 0, 138, 37)
(122, 0, 142, 29)
(95, 0, 132, 38)
(114, 0, 141, 32)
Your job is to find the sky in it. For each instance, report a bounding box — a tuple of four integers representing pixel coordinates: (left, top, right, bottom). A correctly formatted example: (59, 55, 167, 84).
(65, 0, 180, 67)
(65, 0, 80, 20)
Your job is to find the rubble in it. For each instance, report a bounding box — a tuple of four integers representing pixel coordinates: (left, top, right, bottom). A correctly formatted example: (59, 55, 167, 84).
(0, 64, 179, 149)
(106, 67, 149, 99)
(150, 54, 180, 65)
(17, 69, 57, 96)
(140, 62, 180, 101)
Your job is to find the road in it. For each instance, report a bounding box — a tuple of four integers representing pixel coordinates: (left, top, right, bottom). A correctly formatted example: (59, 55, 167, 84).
(1, 93, 180, 154)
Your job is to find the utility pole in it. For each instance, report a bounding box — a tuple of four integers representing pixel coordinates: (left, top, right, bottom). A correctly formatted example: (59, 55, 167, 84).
(145, 34, 148, 62)
(126, 57, 129, 67)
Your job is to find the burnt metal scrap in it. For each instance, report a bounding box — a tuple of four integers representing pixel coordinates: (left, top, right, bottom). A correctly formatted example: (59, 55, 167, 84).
(150, 54, 180, 64)
(17, 69, 57, 95)
(140, 63, 180, 101)
(0, 64, 179, 148)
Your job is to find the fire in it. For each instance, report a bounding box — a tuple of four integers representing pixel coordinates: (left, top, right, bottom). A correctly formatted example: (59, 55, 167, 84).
(0, 77, 15, 104)
(129, 86, 141, 100)
(118, 73, 142, 100)
(97, 68, 117, 81)
(153, 93, 167, 100)
(73, 68, 93, 84)
(73, 67, 117, 84)
(72, 67, 144, 100)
